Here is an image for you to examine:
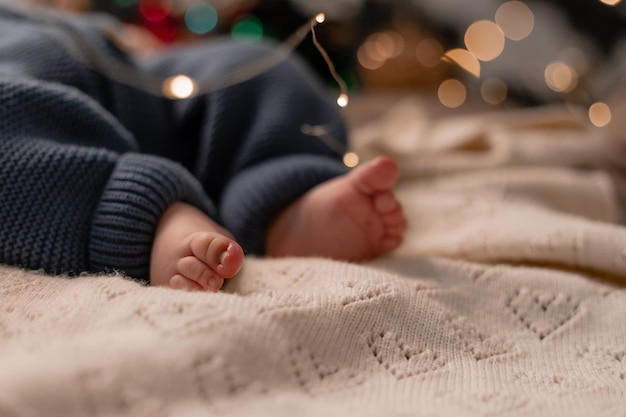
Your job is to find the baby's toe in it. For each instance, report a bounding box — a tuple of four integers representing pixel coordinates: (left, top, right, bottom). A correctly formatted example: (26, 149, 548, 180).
(177, 256, 224, 292)
(382, 206, 407, 227)
(170, 274, 204, 291)
(352, 156, 400, 194)
(216, 242, 245, 277)
(189, 233, 244, 278)
(380, 203, 406, 251)
(374, 191, 399, 214)
(380, 235, 403, 251)
(385, 224, 407, 238)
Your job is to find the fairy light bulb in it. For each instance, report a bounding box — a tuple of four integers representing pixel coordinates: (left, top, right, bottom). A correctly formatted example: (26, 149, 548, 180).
(315, 13, 326, 24)
(162, 75, 196, 99)
(337, 93, 349, 108)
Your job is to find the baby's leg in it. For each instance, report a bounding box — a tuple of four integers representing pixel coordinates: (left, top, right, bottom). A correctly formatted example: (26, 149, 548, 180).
(150, 203, 244, 291)
(266, 156, 406, 261)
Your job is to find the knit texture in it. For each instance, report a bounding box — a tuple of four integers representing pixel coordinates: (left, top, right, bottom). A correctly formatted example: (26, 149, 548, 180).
(0, 2, 346, 281)
(89, 153, 215, 280)
(220, 155, 347, 254)
(143, 39, 349, 251)
(3, 99, 626, 416)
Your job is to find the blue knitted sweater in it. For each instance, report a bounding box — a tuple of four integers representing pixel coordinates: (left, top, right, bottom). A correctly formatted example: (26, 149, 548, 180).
(0, 2, 347, 282)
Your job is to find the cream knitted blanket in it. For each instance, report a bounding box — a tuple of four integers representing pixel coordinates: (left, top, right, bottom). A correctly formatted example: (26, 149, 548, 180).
(2, 98, 626, 416)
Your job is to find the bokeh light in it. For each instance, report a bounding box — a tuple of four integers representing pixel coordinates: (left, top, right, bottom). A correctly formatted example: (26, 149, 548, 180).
(343, 152, 360, 168)
(441, 48, 481, 77)
(599, 0, 622, 5)
(184, 2, 218, 35)
(464, 20, 505, 62)
(386, 31, 405, 58)
(231, 15, 264, 43)
(480, 77, 508, 105)
(416, 38, 444, 67)
(315, 13, 326, 24)
(357, 31, 404, 71)
(373, 32, 399, 59)
(438, 79, 467, 108)
(356, 42, 385, 71)
(372, 31, 404, 58)
(162, 75, 196, 99)
(544, 61, 578, 93)
(495, 1, 534, 41)
(559, 47, 590, 76)
(138, 0, 172, 23)
(588, 102, 612, 127)
(337, 93, 349, 107)
(357, 40, 385, 70)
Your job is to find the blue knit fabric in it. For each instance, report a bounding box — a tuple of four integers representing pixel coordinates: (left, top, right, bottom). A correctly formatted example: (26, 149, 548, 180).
(0, 2, 347, 282)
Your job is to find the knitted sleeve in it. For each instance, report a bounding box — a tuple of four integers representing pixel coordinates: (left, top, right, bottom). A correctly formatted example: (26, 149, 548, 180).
(169, 41, 351, 254)
(0, 77, 215, 283)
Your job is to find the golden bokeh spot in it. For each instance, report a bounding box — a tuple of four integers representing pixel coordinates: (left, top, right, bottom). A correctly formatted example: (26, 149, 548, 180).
(495, 1, 534, 41)
(357, 40, 386, 70)
(559, 47, 590, 76)
(343, 152, 360, 168)
(544, 61, 578, 93)
(600, 0, 622, 5)
(589, 102, 612, 127)
(373, 32, 398, 59)
(386, 31, 406, 58)
(442, 48, 481, 77)
(416, 38, 444, 67)
(438, 79, 467, 108)
(357, 31, 404, 71)
(481, 78, 508, 105)
(464, 20, 505, 62)
(162, 75, 196, 99)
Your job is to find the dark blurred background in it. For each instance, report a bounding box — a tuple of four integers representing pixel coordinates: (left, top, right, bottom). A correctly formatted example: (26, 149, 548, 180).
(32, 0, 626, 110)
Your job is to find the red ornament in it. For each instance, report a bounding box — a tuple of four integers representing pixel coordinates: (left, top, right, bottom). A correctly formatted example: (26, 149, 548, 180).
(138, 0, 173, 23)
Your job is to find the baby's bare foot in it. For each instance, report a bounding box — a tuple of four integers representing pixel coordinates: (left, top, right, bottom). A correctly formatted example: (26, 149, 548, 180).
(150, 203, 244, 291)
(266, 156, 407, 261)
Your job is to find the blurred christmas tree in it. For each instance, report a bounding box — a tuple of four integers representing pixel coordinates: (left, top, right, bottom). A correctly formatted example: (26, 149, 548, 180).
(81, 0, 450, 92)
(32, 0, 626, 111)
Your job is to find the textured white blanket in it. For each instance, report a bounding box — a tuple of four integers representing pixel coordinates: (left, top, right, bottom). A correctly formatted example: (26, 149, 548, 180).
(2, 98, 626, 416)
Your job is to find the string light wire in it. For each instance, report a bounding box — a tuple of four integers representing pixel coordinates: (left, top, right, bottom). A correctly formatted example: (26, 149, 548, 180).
(310, 14, 349, 107)
(8, 4, 353, 162)
(300, 14, 351, 159)
(12, 4, 345, 102)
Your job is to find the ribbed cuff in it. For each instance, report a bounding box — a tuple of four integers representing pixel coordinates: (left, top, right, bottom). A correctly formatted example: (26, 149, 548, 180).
(89, 153, 215, 282)
(219, 154, 347, 255)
